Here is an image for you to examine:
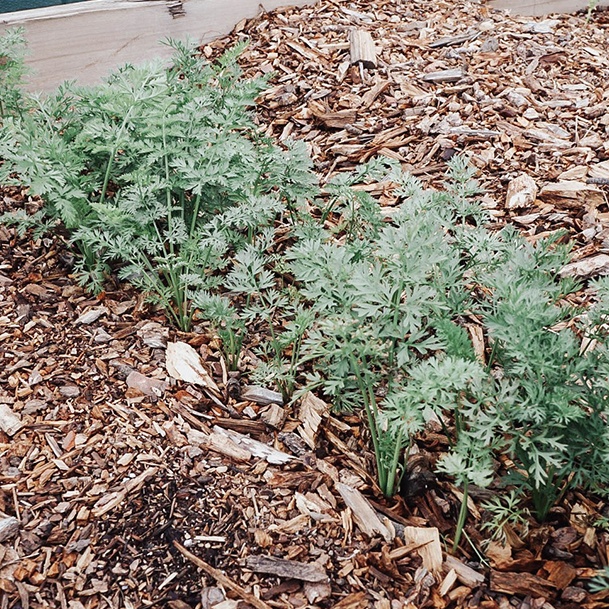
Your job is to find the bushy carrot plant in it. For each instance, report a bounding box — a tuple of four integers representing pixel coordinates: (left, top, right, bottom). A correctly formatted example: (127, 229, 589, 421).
(0, 37, 318, 330)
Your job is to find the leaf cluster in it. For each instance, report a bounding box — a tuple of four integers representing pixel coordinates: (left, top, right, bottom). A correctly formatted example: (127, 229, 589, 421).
(0, 37, 318, 331)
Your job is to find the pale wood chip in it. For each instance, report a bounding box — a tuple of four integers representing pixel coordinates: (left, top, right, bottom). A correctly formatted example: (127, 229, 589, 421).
(166, 341, 220, 391)
(0, 403, 23, 436)
(335, 482, 393, 542)
(444, 555, 485, 587)
(298, 392, 329, 449)
(402, 527, 442, 574)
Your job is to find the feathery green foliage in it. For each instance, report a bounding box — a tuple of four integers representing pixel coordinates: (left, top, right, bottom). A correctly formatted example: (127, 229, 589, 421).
(0, 38, 318, 330)
(0, 27, 28, 119)
(2, 30, 609, 545)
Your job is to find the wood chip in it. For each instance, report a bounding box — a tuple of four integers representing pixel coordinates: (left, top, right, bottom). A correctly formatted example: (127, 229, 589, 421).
(438, 568, 458, 597)
(0, 515, 19, 542)
(304, 580, 332, 603)
(213, 425, 294, 464)
(560, 254, 609, 278)
(187, 427, 251, 462)
(246, 555, 328, 583)
(542, 560, 577, 590)
(298, 392, 329, 449)
(241, 385, 284, 405)
(402, 527, 442, 574)
(349, 28, 376, 68)
(335, 483, 393, 542)
(444, 555, 485, 587)
(420, 68, 465, 83)
(126, 371, 168, 397)
(505, 173, 538, 209)
(0, 403, 23, 436)
(589, 160, 609, 180)
(490, 569, 556, 597)
(309, 101, 357, 129)
(538, 181, 604, 209)
(259, 403, 287, 429)
(75, 307, 107, 325)
(166, 341, 219, 391)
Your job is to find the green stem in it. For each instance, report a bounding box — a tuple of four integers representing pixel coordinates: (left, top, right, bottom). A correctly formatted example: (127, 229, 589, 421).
(384, 428, 405, 498)
(189, 193, 202, 237)
(453, 480, 469, 552)
(484, 339, 499, 373)
(100, 110, 134, 206)
(160, 117, 191, 330)
(387, 280, 404, 372)
(137, 254, 182, 329)
(349, 353, 385, 491)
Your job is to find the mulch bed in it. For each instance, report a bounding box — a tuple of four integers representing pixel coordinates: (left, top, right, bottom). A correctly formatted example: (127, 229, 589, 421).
(2, 1, 609, 608)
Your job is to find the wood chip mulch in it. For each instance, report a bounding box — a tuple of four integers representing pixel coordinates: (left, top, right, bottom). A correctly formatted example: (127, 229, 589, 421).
(2, 1, 609, 608)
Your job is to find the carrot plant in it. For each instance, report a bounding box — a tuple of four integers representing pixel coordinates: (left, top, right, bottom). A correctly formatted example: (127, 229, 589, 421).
(0, 38, 318, 330)
(479, 248, 609, 521)
(291, 160, 498, 500)
(0, 28, 28, 119)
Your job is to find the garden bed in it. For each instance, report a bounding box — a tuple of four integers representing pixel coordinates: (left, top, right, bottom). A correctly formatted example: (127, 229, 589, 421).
(2, 1, 609, 609)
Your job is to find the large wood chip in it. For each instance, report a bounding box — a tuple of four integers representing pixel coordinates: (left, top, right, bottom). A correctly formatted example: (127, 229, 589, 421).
(241, 385, 283, 405)
(542, 560, 577, 590)
(560, 254, 609, 278)
(490, 569, 556, 597)
(207, 429, 252, 462)
(505, 173, 538, 210)
(538, 181, 604, 209)
(186, 426, 251, 462)
(75, 306, 108, 325)
(349, 29, 376, 68)
(309, 101, 357, 129)
(0, 515, 19, 542)
(524, 128, 571, 149)
(589, 160, 609, 180)
(213, 425, 294, 464)
(444, 554, 485, 587)
(166, 341, 220, 391)
(246, 555, 328, 583)
(335, 482, 393, 542)
(298, 392, 329, 449)
(438, 568, 458, 597)
(0, 404, 23, 436)
(126, 371, 168, 397)
(420, 68, 465, 83)
(402, 526, 442, 574)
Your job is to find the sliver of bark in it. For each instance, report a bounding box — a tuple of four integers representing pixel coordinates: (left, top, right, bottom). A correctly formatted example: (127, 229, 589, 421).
(246, 555, 328, 583)
(490, 569, 556, 598)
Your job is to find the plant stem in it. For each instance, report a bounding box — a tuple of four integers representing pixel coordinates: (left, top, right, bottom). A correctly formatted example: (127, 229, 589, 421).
(387, 280, 404, 371)
(190, 193, 202, 236)
(453, 480, 469, 552)
(349, 353, 387, 493)
(384, 428, 404, 498)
